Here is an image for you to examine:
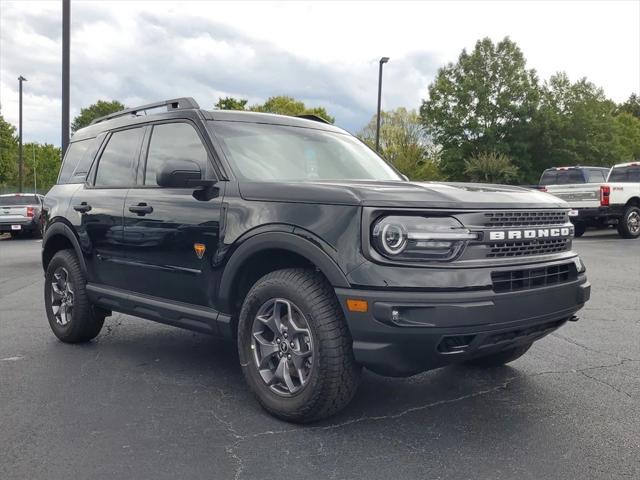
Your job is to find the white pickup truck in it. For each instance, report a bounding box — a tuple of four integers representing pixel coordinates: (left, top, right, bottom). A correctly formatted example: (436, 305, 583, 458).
(602, 162, 640, 239)
(539, 166, 611, 237)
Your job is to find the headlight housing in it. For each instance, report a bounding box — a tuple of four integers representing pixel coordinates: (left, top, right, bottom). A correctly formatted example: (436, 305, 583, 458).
(371, 216, 477, 262)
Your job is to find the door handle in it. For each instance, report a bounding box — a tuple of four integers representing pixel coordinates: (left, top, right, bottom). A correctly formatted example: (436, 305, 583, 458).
(73, 202, 92, 213)
(129, 203, 153, 216)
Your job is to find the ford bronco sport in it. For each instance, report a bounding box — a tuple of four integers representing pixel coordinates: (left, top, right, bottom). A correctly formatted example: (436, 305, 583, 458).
(42, 98, 591, 422)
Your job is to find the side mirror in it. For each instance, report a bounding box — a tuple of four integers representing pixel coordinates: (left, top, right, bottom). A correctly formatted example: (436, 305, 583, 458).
(156, 160, 214, 188)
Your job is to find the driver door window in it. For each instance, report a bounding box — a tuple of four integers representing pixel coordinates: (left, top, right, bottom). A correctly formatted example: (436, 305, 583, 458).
(143, 122, 209, 186)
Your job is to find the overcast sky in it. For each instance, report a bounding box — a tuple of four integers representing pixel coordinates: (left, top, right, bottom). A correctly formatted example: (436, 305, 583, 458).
(1, 0, 639, 146)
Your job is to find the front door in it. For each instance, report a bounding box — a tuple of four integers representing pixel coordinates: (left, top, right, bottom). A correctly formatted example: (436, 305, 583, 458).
(119, 121, 223, 307)
(70, 126, 146, 289)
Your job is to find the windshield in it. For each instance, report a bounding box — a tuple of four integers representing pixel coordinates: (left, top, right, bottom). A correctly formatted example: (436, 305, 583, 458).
(0, 195, 39, 206)
(539, 169, 585, 185)
(212, 121, 403, 182)
(608, 165, 640, 182)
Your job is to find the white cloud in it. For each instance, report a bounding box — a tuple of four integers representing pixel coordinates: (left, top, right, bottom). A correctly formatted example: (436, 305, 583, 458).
(0, 0, 638, 145)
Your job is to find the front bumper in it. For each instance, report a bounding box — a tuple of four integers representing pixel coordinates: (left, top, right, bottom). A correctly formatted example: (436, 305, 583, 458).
(336, 274, 590, 377)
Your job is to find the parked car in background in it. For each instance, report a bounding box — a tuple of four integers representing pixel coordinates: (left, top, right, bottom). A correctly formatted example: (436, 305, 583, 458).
(0, 193, 44, 238)
(539, 166, 610, 237)
(601, 162, 640, 239)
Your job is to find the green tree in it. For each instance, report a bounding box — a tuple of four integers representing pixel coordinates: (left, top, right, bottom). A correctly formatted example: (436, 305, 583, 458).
(22, 143, 62, 193)
(420, 37, 539, 180)
(250, 96, 335, 123)
(0, 114, 18, 187)
(358, 108, 442, 180)
(530, 73, 640, 169)
(214, 96, 248, 111)
(464, 151, 519, 183)
(71, 100, 126, 133)
(618, 93, 640, 119)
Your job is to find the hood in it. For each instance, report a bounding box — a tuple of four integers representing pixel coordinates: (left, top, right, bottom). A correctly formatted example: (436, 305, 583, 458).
(239, 180, 568, 210)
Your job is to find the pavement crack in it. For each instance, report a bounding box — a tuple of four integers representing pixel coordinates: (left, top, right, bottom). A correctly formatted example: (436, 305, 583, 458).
(578, 370, 633, 399)
(551, 332, 634, 361)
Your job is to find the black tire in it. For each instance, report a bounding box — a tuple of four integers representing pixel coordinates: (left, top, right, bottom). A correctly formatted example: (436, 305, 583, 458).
(32, 224, 43, 239)
(44, 249, 105, 343)
(9, 231, 20, 239)
(616, 205, 640, 239)
(464, 343, 532, 368)
(573, 222, 586, 238)
(237, 268, 361, 423)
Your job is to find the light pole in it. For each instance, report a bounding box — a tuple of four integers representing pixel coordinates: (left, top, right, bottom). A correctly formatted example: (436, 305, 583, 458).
(18, 75, 27, 192)
(375, 57, 389, 152)
(62, 0, 70, 156)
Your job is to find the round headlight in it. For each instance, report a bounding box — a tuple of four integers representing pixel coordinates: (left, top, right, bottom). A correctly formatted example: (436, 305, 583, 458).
(381, 223, 407, 255)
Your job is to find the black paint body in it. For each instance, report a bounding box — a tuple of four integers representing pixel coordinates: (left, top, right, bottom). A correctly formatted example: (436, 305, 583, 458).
(42, 108, 590, 376)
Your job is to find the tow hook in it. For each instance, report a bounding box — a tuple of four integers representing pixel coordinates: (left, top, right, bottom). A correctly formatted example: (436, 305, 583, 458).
(568, 315, 579, 322)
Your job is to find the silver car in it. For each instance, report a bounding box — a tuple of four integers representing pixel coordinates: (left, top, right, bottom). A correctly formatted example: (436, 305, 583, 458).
(0, 193, 44, 238)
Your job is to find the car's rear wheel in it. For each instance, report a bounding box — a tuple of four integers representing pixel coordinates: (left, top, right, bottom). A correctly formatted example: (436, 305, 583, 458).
(44, 249, 105, 343)
(237, 268, 361, 423)
(617, 205, 640, 239)
(464, 343, 532, 368)
(573, 222, 587, 237)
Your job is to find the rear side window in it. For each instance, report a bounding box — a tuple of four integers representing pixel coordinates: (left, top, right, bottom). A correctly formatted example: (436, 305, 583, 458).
(609, 166, 640, 182)
(587, 170, 607, 183)
(540, 169, 585, 185)
(143, 123, 209, 186)
(58, 139, 93, 184)
(94, 128, 145, 187)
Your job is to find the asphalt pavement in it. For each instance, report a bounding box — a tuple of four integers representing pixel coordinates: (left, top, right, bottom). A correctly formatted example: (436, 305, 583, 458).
(1, 229, 638, 479)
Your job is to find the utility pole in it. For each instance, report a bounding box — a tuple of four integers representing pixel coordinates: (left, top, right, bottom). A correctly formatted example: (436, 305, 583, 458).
(18, 75, 27, 192)
(33, 144, 37, 193)
(375, 57, 389, 152)
(62, 0, 70, 156)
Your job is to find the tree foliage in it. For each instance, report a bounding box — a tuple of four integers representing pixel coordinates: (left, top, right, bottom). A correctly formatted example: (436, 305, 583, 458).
(71, 100, 126, 133)
(420, 37, 539, 180)
(0, 114, 18, 186)
(358, 108, 442, 180)
(214, 95, 335, 123)
(618, 93, 640, 119)
(464, 151, 519, 183)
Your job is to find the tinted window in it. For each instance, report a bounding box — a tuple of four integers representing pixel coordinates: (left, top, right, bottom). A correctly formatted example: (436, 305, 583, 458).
(0, 195, 39, 206)
(539, 169, 585, 185)
(609, 166, 640, 182)
(213, 121, 402, 181)
(587, 170, 606, 183)
(94, 128, 144, 187)
(144, 123, 208, 186)
(58, 139, 92, 184)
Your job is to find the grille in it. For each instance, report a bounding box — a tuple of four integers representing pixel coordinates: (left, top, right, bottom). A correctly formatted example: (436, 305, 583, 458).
(480, 320, 566, 348)
(483, 210, 568, 227)
(487, 238, 569, 258)
(492, 263, 577, 293)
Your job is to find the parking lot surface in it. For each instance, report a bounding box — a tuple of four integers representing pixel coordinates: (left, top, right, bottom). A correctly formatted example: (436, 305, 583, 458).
(1, 230, 638, 479)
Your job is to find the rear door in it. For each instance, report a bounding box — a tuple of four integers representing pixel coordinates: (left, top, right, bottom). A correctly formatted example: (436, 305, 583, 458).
(69, 126, 145, 288)
(119, 120, 224, 307)
(543, 168, 600, 208)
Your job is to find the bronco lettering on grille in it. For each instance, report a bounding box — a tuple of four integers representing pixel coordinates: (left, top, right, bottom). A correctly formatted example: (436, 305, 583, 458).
(489, 227, 572, 241)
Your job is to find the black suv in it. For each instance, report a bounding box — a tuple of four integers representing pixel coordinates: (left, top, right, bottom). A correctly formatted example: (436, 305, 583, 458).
(42, 98, 591, 422)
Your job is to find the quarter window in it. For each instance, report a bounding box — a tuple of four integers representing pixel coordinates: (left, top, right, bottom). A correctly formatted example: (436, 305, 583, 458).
(94, 128, 145, 187)
(58, 139, 93, 184)
(144, 123, 208, 186)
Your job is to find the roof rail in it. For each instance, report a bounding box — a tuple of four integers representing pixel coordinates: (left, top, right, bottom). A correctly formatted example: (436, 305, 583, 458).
(90, 97, 200, 125)
(296, 114, 331, 124)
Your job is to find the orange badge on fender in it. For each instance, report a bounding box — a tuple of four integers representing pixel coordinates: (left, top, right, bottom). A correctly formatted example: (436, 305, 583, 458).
(194, 243, 206, 259)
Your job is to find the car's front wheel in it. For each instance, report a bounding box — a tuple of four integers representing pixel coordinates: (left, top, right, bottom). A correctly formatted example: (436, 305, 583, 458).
(617, 205, 640, 239)
(44, 249, 105, 343)
(237, 268, 361, 423)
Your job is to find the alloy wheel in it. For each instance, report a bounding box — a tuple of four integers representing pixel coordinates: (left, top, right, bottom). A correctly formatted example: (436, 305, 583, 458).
(50, 267, 74, 326)
(627, 211, 640, 235)
(250, 298, 314, 396)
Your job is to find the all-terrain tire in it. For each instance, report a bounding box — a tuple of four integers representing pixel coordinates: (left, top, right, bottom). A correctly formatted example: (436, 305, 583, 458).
(44, 249, 105, 343)
(616, 205, 640, 239)
(237, 268, 361, 423)
(464, 343, 532, 368)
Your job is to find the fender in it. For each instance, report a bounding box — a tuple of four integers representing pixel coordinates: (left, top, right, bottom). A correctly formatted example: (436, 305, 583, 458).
(42, 220, 88, 275)
(217, 231, 351, 312)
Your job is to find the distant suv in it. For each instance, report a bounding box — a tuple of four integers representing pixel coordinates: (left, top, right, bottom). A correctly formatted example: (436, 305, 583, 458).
(42, 98, 591, 422)
(0, 193, 44, 238)
(539, 166, 611, 237)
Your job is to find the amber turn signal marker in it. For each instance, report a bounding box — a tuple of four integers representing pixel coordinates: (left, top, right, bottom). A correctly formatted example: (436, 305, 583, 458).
(346, 299, 368, 313)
